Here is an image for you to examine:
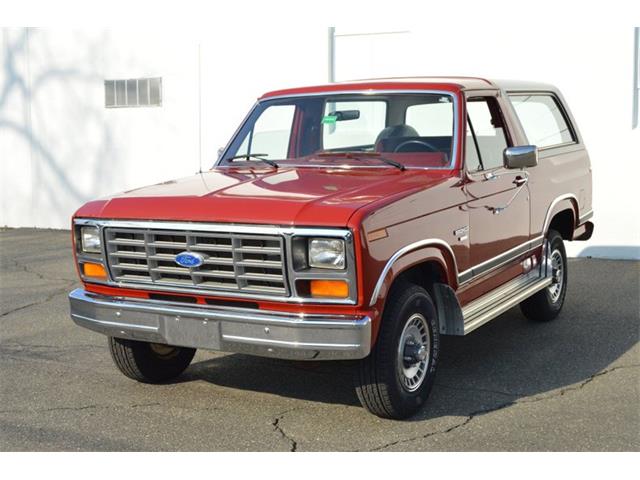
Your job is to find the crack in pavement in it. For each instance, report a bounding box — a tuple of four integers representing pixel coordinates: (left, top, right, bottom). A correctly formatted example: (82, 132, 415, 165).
(368, 401, 511, 452)
(434, 383, 519, 398)
(0, 402, 161, 415)
(5, 258, 76, 285)
(1, 258, 77, 317)
(0, 288, 73, 318)
(517, 364, 639, 405)
(368, 364, 640, 451)
(436, 364, 640, 402)
(0, 342, 106, 364)
(271, 409, 299, 452)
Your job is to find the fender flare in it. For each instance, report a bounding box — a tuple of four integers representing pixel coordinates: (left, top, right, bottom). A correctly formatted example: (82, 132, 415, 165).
(542, 194, 579, 238)
(368, 239, 459, 308)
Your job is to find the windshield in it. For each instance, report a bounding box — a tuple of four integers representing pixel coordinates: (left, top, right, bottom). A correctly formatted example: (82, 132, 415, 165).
(219, 93, 456, 169)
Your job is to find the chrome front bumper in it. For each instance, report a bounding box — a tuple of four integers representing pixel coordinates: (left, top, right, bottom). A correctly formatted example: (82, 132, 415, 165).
(69, 289, 371, 360)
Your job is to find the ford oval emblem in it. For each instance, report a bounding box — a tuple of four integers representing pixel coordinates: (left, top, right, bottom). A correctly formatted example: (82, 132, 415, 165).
(174, 251, 205, 268)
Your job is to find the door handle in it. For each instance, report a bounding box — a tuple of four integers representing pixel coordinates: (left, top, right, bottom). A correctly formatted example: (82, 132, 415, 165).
(513, 176, 528, 187)
(489, 173, 529, 214)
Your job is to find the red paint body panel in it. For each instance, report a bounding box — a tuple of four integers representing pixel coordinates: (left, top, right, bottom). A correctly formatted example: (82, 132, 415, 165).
(76, 166, 443, 227)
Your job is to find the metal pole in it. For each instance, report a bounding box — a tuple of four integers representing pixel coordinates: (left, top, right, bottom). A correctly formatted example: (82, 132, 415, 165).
(633, 27, 639, 129)
(198, 42, 203, 172)
(328, 27, 335, 83)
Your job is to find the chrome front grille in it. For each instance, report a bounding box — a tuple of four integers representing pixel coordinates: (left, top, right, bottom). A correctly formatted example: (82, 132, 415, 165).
(104, 228, 287, 296)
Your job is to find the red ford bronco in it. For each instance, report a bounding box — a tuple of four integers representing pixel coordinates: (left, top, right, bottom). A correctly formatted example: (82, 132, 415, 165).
(70, 77, 594, 419)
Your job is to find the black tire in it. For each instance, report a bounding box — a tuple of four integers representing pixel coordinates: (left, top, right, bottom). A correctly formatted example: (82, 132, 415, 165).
(520, 229, 568, 322)
(355, 282, 439, 419)
(108, 337, 196, 383)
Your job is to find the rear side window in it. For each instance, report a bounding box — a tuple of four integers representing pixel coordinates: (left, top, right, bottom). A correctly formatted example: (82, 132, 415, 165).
(509, 94, 575, 148)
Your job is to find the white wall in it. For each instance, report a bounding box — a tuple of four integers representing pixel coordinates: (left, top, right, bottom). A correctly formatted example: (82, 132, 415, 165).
(1, 27, 638, 259)
(334, 27, 640, 259)
(0, 27, 327, 229)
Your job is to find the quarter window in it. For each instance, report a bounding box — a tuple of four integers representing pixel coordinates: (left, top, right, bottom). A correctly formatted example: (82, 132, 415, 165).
(509, 94, 575, 148)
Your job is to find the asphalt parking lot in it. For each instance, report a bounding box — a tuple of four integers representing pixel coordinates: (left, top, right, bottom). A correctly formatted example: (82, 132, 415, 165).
(0, 228, 638, 451)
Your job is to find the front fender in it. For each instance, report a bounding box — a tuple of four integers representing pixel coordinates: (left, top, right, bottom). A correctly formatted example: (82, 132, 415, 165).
(368, 241, 458, 310)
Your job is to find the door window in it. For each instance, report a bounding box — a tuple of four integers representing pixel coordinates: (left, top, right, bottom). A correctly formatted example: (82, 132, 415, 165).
(465, 97, 509, 171)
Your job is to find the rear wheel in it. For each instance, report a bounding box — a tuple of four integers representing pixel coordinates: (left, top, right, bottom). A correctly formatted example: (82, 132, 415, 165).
(520, 229, 568, 322)
(354, 283, 439, 419)
(108, 337, 196, 383)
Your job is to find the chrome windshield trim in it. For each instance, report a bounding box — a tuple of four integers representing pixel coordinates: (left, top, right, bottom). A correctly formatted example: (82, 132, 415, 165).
(215, 89, 460, 171)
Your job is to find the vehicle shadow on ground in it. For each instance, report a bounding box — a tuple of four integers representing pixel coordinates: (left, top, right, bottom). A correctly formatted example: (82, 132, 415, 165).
(178, 260, 639, 420)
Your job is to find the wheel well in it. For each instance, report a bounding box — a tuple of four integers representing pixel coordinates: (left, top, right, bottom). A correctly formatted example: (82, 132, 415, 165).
(386, 260, 463, 336)
(548, 209, 575, 240)
(393, 260, 448, 293)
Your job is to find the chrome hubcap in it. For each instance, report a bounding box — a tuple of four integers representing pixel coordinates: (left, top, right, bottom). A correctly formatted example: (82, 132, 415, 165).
(547, 249, 564, 303)
(397, 313, 431, 392)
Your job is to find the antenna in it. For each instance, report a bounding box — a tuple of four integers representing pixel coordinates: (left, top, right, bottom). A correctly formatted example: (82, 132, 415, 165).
(198, 42, 203, 173)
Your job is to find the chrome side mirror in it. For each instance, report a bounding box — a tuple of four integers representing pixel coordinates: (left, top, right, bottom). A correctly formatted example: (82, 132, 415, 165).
(503, 145, 538, 169)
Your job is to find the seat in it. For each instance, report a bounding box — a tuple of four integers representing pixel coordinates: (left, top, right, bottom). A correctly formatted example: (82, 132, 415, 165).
(374, 125, 420, 151)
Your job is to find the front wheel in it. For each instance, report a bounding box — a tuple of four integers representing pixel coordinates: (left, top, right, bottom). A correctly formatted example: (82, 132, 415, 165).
(520, 229, 568, 322)
(108, 337, 196, 383)
(354, 283, 439, 419)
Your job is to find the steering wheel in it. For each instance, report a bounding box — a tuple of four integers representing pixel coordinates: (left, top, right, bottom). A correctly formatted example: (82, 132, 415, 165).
(393, 139, 439, 153)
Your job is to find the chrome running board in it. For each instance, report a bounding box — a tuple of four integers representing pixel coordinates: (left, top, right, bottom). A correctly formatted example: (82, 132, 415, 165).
(461, 268, 552, 335)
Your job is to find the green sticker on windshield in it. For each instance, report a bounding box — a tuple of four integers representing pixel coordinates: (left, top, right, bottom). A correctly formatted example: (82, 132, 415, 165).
(322, 115, 337, 124)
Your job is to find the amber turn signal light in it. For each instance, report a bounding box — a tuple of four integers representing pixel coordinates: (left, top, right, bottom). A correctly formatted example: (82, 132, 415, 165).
(309, 279, 349, 298)
(82, 262, 107, 279)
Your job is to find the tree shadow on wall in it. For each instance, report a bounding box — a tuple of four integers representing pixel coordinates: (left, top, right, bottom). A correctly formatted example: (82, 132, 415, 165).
(0, 28, 119, 226)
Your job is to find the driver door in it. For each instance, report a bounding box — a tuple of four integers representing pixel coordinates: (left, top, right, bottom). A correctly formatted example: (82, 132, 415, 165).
(463, 93, 530, 281)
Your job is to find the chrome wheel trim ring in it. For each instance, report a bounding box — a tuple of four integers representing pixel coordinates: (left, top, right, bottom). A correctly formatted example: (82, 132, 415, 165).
(547, 248, 564, 303)
(396, 313, 431, 393)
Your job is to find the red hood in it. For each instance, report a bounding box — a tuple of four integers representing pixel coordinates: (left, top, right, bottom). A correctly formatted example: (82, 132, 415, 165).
(75, 165, 452, 227)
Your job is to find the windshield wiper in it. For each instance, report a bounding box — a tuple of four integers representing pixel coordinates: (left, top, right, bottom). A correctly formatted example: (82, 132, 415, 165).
(318, 151, 405, 171)
(227, 153, 279, 169)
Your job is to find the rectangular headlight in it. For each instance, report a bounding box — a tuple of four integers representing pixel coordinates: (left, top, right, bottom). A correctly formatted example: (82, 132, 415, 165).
(80, 226, 101, 253)
(308, 238, 345, 270)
